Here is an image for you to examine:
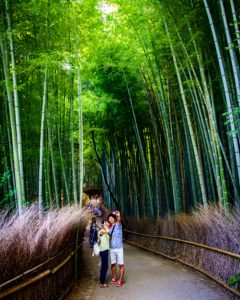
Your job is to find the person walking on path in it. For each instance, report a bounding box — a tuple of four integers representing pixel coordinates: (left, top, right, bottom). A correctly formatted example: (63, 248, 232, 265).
(89, 217, 99, 248)
(108, 211, 124, 287)
(98, 220, 110, 288)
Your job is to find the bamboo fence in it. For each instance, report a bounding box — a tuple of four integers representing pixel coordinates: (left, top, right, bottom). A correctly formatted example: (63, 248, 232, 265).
(124, 229, 240, 298)
(0, 237, 84, 300)
(1, 229, 239, 298)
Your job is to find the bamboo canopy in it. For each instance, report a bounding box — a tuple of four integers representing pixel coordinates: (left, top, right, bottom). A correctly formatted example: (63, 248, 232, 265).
(0, 0, 240, 215)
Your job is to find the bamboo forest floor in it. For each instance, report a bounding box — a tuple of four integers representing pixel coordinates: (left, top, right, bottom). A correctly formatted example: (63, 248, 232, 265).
(65, 220, 232, 300)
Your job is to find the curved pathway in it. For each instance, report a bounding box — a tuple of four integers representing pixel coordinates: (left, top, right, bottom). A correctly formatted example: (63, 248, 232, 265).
(66, 223, 232, 300)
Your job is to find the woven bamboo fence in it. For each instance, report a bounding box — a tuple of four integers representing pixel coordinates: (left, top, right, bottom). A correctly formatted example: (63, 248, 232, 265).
(124, 229, 240, 298)
(0, 236, 84, 300)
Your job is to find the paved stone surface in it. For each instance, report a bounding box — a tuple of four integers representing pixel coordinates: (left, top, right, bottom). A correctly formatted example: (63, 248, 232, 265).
(66, 221, 232, 300)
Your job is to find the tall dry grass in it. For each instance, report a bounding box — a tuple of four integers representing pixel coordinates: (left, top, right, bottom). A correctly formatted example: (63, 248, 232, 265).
(125, 205, 240, 287)
(0, 204, 89, 284)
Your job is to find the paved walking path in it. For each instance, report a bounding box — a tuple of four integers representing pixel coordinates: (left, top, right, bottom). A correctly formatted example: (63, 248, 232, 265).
(66, 222, 232, 300)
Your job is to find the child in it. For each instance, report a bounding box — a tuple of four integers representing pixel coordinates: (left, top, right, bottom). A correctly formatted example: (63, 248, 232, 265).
(98, 220, 110, 288)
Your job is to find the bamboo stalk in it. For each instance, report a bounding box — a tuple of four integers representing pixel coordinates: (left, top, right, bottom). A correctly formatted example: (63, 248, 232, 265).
(219, 0, 240, 107)
(47, 117, 60, 208)
(124, 73, 154, 217)
(230, 0, 240, 55)
(0, 124, 13, 204)
(148, 39, 181, 213)
(131, 23, 180, 213)
(51, 250, 74, 274)
(3, 92, 16, 203)
(57, 125, 70, 205)
(0, 25, 22, 213)
(70, 73, 78, 206)
(165, 21, 208, 207)
(77, 67, 83, 208)
(203, 0, 240, 187)
(0, 270, 51, 299)
(188, 24, 229, 208)
(182, 65, 217, 204)
(38, 68, 48, 211)
(4, 0, 25, 204)
(0, 242, 82, 298)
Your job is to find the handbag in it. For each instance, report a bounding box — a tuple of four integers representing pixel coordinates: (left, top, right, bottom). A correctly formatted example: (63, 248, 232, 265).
(92, 242, 100, 256)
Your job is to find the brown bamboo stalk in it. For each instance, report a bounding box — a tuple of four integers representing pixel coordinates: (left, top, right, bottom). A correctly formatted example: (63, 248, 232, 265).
(51, 250, 75, 274)
(0, 243, 82, 299)
(0, 242, 75, 290)
(0, 242, 82, 293)
(0, 270, 51, 299)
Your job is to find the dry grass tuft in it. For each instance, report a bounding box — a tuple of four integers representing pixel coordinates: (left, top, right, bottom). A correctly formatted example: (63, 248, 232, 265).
(0, 204, 89, 284)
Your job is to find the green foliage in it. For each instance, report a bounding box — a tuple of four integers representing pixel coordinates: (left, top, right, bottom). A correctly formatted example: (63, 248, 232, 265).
(0, 171, 15, 207)
(1, 0, 240, 213)
(223, 106, 240, 136)
(228, 260, 240, 286)
(228, 273, 240, 285)
(0, 171, 11, 189)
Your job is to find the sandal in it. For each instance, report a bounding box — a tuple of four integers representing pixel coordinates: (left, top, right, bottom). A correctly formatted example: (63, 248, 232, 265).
(110, 278, 116, 284)
(116, 281, 122, 287)
(99, 283, 108, 288)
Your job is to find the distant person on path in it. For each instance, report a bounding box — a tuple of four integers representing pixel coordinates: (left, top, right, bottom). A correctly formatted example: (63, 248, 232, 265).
(98, 220, 110, 288)
(108, 211, 124, 287)
(89, 217, 99, 247)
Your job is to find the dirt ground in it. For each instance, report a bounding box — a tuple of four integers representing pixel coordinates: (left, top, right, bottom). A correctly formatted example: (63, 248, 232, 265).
(65, 220, 233, 300)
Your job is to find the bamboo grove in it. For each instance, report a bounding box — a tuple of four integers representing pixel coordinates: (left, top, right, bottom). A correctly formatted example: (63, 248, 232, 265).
(0, 0, 99, 211)
(0, 0, 240, 217)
